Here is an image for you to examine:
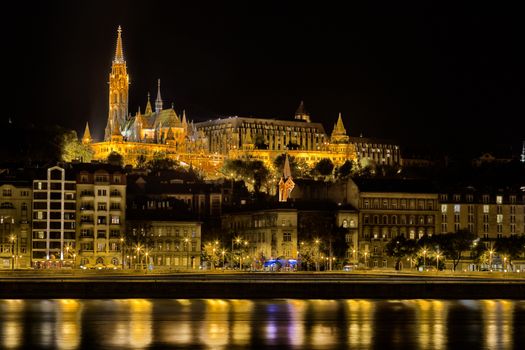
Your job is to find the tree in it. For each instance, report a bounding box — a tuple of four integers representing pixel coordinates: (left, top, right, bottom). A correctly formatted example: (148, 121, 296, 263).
(145, 153, 178, 172)
(336, 160, 353, 180)
(434, 230, 476, 271)
(135, 155, 147, 168)
(386, 235, 418, 270)
(61, 130, 94, 162)
(495, 235, 525, 270)
(273, 154, 299, 177)
(107, 151, 123, 167)
(222, 159, 270, 193)
(313, 158, 334, 177)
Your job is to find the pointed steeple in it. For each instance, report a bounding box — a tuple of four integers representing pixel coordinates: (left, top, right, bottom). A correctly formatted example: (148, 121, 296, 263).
(331, 113, 349, 143)
(182, 110, 187, 125)
(82, 122, 92, 144)
(283, 154, 292, 179)
(114, 25, 125, 63)
(294, 100, 311, 123)
(155, 79, 163, 113)
(279, 154, 295, 202)
(145, 92, 153, 114)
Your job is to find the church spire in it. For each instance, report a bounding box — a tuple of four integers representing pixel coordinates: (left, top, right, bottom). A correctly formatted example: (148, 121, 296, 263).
(105, 26, 129, 140)
(145, 92, 152, 114)
(279, 154, 295, 202)
(331, 113, 349, 143)
(114, 25, 124, 63)
(82, 122, 92, 144)
(155, 79, 163, 113)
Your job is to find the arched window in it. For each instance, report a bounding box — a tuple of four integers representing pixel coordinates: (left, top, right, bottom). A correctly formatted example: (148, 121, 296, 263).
(342, 219, 348, 228)
(111, 257, 119, 266)
(382, 216, 388, 225)
(391, 215, 397, 225)
(80, 258, 89, 266)
(96, 257, 104, 265)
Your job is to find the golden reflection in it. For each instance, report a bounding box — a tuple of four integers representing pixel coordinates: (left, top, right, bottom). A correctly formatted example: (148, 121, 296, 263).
(405, 300, 446, 349)
(286, 300, 306, 347)
(129, 299, 152, 349)
(230, 300, 254, 346)
(199, 299, 230, 349)
(309, 300, 340, 347)
(55, 299, 82, 350)
(345, 300, 374, 348)
(481, 300, 514, 350)
(1, 300, 25, 349)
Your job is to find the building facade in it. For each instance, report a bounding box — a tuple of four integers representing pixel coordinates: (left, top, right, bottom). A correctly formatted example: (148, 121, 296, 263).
(126, 220, 201, 270)
(87, 27, 400, 176)
(221, 208, 298, 268)
(0, 179, 32, 269)
(75, 164, 126, 268)
(31, 166, 77, 268)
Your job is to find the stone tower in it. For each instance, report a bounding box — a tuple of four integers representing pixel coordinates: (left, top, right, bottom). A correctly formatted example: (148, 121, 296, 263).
(104, 26, 129, 140)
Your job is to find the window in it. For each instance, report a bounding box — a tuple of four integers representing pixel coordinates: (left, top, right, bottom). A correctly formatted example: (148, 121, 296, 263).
(454, 223, 460, 232)
(283, 232, 291, 242)
(97, 189, 107, 196)
(111, 216, 120, 224)
(80, 175, 88, 183)
(466, 194, 473, 202)
(113, 176, 121, 184)
(496, 196, 503, 204)
(363, 199, 369, 209)
(497, 224, 502, 233)
(509, 195, 516, 204)
(483, 224, 489, 233)
(2, 189, 12, 196)
(483, 205, 489, 213)
(497, 214, 503, 223)
(454, 205, 461, 213)
(453, 194, 461, 201)
(482, 195, 489, 203)
(441, 204, 447, 213)
(97, 203, 107, 211)
(20, 191, 29, 197)
(342, 219, 348, 228)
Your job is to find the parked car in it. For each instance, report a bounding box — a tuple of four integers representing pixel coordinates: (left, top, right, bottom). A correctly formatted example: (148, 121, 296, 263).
(343, 264, 357, 271)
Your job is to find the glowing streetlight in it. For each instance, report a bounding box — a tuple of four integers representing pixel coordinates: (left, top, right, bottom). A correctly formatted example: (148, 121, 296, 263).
(364, 251, 368, 267)
(184, 237, 190, 269)
(488, 249, 494, 271)
(436, 251, 441, 271)
(9, 234, 16, 270)
(120, 237, 125, 269)
(422, 249, 427, 271)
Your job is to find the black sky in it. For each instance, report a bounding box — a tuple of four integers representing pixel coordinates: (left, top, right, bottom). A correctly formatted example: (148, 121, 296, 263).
(5, 1, 524, 154)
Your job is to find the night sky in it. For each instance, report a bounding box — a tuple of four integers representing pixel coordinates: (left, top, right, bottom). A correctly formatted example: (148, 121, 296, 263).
(5, 1, 524, 154)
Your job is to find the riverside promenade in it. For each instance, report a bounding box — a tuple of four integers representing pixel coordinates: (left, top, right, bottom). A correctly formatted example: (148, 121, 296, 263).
(1, 270, 524, 299)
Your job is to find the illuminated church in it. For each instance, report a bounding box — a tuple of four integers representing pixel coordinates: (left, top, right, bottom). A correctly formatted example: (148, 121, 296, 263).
(86, 27, 400, 176)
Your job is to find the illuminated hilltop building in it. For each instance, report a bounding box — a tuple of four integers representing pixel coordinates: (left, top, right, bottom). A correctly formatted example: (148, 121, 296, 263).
(88, 27, 400, 176)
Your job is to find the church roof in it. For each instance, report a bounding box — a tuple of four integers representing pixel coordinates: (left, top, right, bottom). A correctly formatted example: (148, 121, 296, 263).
(154, 108, 181, 128)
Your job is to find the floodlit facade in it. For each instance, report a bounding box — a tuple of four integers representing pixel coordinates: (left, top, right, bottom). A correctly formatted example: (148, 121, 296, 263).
(0, 180, 32, 269)
(75, 164, 126, 268)
(87, 27, 400, 176)
(31, 166, 77, 268)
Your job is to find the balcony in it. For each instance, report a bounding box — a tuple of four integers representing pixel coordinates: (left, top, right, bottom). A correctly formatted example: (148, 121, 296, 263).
(110, 191, 121, 197)
(80, 191, 95, 198)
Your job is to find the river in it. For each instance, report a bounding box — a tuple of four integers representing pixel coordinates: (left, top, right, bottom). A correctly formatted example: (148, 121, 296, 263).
(0, 299, 523, 349)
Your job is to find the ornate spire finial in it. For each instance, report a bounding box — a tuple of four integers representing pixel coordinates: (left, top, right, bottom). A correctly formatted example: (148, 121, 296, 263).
(145, 92, 153, 114)
(155, 79, 163, 113)
(114, 25, 125, 63)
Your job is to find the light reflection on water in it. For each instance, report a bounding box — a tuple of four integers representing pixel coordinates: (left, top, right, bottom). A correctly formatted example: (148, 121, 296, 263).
(0, 299, 523, 349)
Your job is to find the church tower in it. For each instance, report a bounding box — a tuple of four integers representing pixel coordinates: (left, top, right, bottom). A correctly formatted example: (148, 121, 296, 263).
(331, 113, 350, 143)
(105, 26, 129, 140)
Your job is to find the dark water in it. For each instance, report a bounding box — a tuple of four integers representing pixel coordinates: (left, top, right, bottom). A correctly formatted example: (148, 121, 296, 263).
(0, 299, 524, 349)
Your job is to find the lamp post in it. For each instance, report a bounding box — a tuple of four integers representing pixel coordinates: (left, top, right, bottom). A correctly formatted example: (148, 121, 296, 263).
(364, 251, 368, 268)
(184, 237, 190, 269)
(352, 249, 356, 263)
(221, 250, 226, 269)
(314, 239, 320, 271)
(135, 245, 142, 270)
(9, 234, 16, 271)
(120, 237, 125, 269)
(145, 251, 149, 273)
(436, 252, 441, 271)
(73, 253, 76, 269)
(422, 249, 427, 271)
(488, 249, 494, 271)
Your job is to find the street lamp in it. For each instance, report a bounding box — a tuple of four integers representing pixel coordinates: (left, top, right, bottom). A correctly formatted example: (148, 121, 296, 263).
(436, 251, 441, 271)
(184, 237, 190, 269)
(232, 236, 241, 269)
(9, 234, 16, 270)
(314, 239, 320, 271)
(488, 249, 494, 271)
(120, 237, 125, 269)
(364, 251, 368, 267)
(352, 249, 356, 263)
(73, 254, 76, 269)
(422, 249, 427, 271)
(221, 250, 226, 269)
